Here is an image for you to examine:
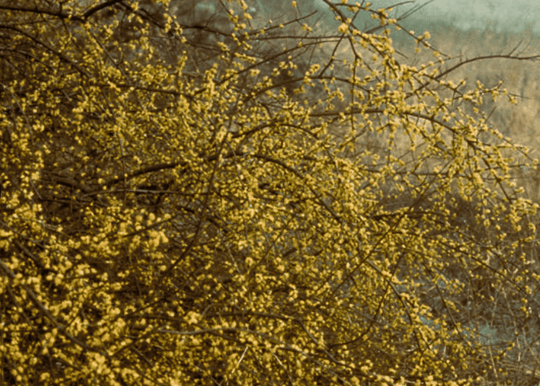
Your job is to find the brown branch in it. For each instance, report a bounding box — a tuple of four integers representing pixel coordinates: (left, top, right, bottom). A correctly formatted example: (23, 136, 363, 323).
(47, 175, 92, 194)
(0, 0, 125, 22)
(82, 0, 124, 19)
(0, 4, 79, 20)
(253, 153, 343, 224)
(0, 25, 91, 77)
(103, 162, 179, 188)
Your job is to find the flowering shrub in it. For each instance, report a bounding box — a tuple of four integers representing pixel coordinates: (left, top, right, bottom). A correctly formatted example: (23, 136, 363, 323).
(0, 0, 538, 384)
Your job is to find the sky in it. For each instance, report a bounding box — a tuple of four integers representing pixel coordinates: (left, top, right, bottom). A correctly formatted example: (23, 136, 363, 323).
(386, 0, 540, 34)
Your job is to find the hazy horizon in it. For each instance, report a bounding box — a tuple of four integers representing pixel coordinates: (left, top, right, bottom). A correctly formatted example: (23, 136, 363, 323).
(385, 0, 540, 35)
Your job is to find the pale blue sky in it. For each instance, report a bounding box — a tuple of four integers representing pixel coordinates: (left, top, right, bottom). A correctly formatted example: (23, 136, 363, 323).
(388, 0, 540, 34)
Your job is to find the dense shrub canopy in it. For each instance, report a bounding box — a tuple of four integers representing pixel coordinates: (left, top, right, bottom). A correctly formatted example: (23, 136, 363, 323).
(0, 0, 539, 385)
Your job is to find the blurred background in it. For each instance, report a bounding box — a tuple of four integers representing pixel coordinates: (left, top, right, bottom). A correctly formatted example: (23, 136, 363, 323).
(389, 0, 540, 34)
(363, 0, 540, 200)
(183, 0, 540, 198)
